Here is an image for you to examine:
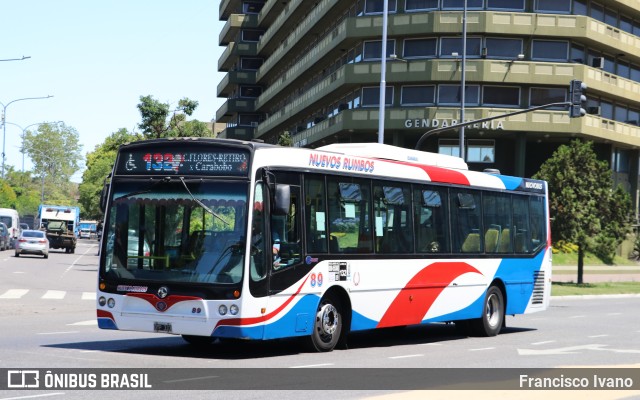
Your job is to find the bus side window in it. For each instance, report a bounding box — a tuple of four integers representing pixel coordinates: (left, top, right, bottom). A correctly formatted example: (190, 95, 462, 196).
(415, 187, 449, 253)
(272, 185, 302, 270)
(305, 176, 328, 253)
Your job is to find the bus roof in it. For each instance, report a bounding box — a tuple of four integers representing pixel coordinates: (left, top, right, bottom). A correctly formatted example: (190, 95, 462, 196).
(318, 143, 468, 170)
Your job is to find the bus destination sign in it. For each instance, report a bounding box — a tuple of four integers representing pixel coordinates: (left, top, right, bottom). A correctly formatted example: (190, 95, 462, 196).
(115, 148, 249, 176)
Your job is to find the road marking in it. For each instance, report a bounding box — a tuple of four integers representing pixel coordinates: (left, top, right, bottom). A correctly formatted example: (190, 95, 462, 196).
(82, 292, 96, 300)
(42, 290, 66, 300)
(162, 376, 220, 383)
(469, 347, 495, 352)
(531, 340, 556, 345)
(36, 331, 79, 335)
(60, 246, 95, 279)
(588, 334, 609, 338)
(67, 320, 97, 326)
(389, 354, 424, 359)
(12, 271, 26, 274)
(289, 363, 334, 368)
(569, 315, 586, 318)
(0, 289, 29, 299)
(421, 343, 442, 346)
(607, 312, 622, 316)
(518, 344, 640, 356)
(0, 394, 65, 400)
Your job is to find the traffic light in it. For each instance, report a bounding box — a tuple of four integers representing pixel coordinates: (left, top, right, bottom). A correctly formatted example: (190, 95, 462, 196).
(569, 79, 587, 118)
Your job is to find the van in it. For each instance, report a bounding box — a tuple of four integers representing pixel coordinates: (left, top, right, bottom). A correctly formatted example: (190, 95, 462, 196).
(0, 208, 20, 248)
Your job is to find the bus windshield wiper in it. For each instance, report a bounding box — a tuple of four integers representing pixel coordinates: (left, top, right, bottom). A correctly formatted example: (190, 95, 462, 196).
(115, 177, 171, 201)
(179, 177, 231, 227)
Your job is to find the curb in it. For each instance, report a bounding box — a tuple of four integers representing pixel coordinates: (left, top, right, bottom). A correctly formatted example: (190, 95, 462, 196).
(551, 293, 640, 300)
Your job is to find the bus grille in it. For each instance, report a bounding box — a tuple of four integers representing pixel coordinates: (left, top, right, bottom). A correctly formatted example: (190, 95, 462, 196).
(531, 271, 545, 305)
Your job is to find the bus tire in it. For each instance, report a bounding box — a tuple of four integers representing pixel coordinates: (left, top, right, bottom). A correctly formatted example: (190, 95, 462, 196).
(308, 293, 343, 352)
(182, 335, 213, 347)
(470, 285, 504, 337)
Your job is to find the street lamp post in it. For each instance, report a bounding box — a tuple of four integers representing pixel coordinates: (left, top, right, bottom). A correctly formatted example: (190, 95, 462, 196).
(0, 95, 53, 179)
(378, 0, 389, 144)
(459, 0, 468, 160)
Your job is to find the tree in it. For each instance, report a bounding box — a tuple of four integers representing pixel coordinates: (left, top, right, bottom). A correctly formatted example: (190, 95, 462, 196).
(533, 140, 632, 283)
(137, 95, 212, 139)
(277, 131, 293, 147)
(22, 122, 83, 205)
(78, 128, 141, 220)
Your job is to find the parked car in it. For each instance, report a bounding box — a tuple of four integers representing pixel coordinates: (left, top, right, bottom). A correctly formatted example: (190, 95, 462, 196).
(15, 229, 49, 258)
(0, 222, 9, 251)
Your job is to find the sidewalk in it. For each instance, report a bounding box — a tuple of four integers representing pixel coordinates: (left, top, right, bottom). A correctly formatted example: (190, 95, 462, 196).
(552, 265, 640, 283)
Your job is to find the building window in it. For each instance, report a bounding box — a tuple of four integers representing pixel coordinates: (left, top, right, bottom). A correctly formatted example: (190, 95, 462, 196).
(241, 30, 264, 42)
(442, 0, 483, 9)
(362, 87, 394, 107)
(534, 0, 570, 13)
(530, 87, 566, 107)
(240, 86, 262, 98)
(243, 2, 263, 14)
(628, 109, 640, 126)
(438, 85, 480, 106)
(403, 38, 437, 58)
(401, 85, 436, 105)
(487, 0, 525, 10)
(590, 2, 605, 23)
(363, 40, 396, 60)
(573, 0, 587, 15)
(438, 139, 461, 158)
(570, 44, 585, 64)
(240, 58, 263, 70)
(482, 86, 520, 107)
(238, 114, 262, 127)
(485, 38, 523, 59)
(364, 0, 397, 14)
(613, 149, 630, 173)
(405, 0, 438, 11)
(467, 140, 495, 163)
(440, 37, 482, 58)
(600, 100, 613, 120)
(531, 40, 569, 61)
(604, 8, 618, 27)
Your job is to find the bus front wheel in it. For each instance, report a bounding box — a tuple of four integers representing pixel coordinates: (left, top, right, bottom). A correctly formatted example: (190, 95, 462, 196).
(308, 293, 343, 352)
(470, 285, 504, 337)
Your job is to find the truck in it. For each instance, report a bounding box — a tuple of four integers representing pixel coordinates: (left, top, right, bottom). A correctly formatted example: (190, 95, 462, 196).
(78, 220, 98, 239)
(0, 208, 21, 248)
(37, 205, 80, 253)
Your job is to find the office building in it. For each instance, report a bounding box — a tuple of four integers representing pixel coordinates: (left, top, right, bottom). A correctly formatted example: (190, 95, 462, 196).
(216, 0, 640, 215)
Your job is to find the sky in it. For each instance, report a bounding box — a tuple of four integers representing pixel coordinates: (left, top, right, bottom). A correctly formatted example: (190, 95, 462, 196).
(1, 1, 225, 181)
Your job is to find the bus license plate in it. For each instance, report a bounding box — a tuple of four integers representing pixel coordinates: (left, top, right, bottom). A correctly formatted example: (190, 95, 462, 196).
(154, 322, 172, 333)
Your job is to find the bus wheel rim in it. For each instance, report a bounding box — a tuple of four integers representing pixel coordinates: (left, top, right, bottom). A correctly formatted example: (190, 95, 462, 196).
(319, 304, 339, 336)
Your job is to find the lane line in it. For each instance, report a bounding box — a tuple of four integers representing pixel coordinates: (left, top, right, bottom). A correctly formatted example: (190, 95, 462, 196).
(531, 340, 556, 345)
(469, 347, 495, 352)
(0, 394, 65, 400)
(389, 354, 424, 359)
(588, 334, 609, 338)
(289, 363, 334, 368)
(0, 289, 29, 299)
(67, 320, 97, 326)
(42, 290, 66, 300)
(82, 292, 96, 300)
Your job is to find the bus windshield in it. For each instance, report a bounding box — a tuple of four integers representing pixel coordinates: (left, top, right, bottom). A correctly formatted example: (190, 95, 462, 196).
(101, 179, 248, 285)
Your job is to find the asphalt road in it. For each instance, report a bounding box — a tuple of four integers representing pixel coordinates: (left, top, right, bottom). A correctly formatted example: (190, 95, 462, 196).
(0, 240, 638, 400)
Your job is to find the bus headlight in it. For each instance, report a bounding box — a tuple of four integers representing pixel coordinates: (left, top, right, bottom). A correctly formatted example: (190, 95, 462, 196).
(98, 297, 107, 306)
(107, 298, 116, 308)
(218, 305, 228, 316)
(229, 304, 239, 315)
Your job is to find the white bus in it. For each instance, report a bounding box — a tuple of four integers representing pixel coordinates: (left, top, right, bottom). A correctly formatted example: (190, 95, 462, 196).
(97, 138, 551, 351)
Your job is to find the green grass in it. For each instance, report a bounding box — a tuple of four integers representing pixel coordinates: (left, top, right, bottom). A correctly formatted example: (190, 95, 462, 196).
(552, 281, 640, 296)
(552, 251, 638, 266)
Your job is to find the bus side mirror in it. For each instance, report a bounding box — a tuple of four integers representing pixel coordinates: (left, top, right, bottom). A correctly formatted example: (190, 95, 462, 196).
(273, 184, 290, 216)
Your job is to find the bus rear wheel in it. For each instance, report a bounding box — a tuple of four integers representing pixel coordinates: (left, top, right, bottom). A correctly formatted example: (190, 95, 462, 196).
(470, 285, 504, 337)
(308, 293, 343, 352)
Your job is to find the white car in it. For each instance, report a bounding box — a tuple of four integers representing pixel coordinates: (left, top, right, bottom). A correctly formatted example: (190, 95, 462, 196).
(15, 230, 49, 259)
